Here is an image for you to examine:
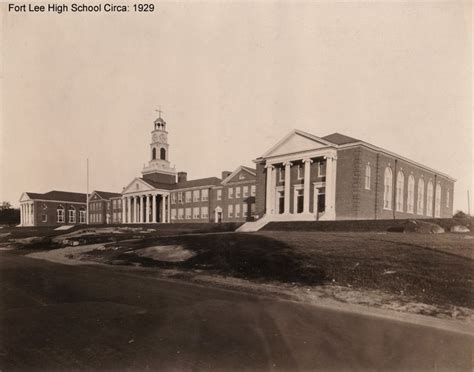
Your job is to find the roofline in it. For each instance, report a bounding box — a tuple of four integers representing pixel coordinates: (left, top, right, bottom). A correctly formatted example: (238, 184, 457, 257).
(338, 142, 456, 182)
(259, 129, 335, 159)
(20, 199, 87, 205)
(221, 166, 256, 185)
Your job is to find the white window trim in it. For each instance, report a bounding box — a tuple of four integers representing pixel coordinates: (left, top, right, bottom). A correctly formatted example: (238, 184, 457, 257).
(365, 164, 371, 190)
(297, 164, 304, 180)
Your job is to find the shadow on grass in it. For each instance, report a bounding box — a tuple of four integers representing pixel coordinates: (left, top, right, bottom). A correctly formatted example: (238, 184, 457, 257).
(109, 233, 327, 286)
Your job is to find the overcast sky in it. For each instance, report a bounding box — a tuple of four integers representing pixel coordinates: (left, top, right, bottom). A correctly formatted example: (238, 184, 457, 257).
(1, 1, 472, 212)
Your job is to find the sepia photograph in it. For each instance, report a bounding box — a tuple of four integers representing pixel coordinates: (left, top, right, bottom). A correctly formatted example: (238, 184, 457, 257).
(1, 1, 473, 370)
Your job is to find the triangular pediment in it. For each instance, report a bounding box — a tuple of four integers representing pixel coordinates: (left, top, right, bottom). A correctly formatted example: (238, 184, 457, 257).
(262, 130, 333, 158)
(19, 192, 31, 202)
(89, 192, 102, 201)
(222, 167, 256, 185)
(122, 177, 155, 194)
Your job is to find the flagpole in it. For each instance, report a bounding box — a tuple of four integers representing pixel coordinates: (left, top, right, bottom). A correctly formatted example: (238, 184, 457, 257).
(86, 158, 90, 225)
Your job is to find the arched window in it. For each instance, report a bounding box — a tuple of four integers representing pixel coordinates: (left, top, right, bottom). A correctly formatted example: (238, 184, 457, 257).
(396, 171, 405, 212)
(68, 206, 76, 224)
(57, 205, 65, 223)
(435, 182, 442, 217)
(417, 178, 425, 215)
(365, 163, 371, 190)
(383, 167, 393, 210)
(160, 148, 166, 160)
(426, 180, 434, 216)
(152, 148, 157, 160)
(407, 175, 415, 213)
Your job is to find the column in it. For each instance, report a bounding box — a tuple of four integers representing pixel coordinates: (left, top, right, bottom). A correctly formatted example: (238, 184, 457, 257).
(283, 162, 292, 214)
(26, 204, 30, 225)
(161, 195, 166, 223)
(139, 195, 144, 223)
(145, 195, 151, 223)
(325, 155, 337, 220)
(19, 204, 23, 226)
(303, 158, 312, 214)
(127, 197, 132, 224)
(167, 194, 171, 223)
(122, 198, 126, 224)
(134, 196, 138, 223)
(152, 194, 157, 223)
(265, 164, 274, 215)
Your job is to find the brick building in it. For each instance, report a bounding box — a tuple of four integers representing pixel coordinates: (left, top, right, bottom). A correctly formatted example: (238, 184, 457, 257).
(253, 130, 455, 223)
(88, 191, 123, 225)
(19, 115, 455, 227)
(19, 191, 87, 227)
(120, 114, 257, 224)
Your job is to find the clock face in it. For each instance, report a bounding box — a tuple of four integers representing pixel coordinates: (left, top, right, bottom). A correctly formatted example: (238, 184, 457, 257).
(152, 133, 159, 141)
(159, 133, 167, 142)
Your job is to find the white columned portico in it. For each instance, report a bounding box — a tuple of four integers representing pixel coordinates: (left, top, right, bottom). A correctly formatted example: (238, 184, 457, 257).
(127, 197, 132, 224)
(324, 155, 337, 220)
(283, 162, 292, 214)
(303, 158, 313, 214)
(139, 195, 144, 223)
(152, 194, 157, 223)
(145, 195, 151, 223)
(265, 165, 274, 215)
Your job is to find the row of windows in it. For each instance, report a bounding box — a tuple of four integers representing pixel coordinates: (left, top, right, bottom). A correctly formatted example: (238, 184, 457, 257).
(227, 203, 256, 218)
(382, 167, 449, 217)
(277, 162, 326, 182)
(171, 185, 256, 204)
(55, 206, 86, 223)
(171, 206, 209, 220)
(112, 212, 122, 223)
(112, 199, 122, 209)
(90, 202, 102, 211)
(90, 213, 102, 224)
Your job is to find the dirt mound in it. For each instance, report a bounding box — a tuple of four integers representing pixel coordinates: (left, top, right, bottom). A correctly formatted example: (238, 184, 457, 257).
(450, 225, 470, 233)
(388, 220, 445, 234)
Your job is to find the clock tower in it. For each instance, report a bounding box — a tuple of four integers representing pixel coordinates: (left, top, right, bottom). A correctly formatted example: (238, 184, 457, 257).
(141, 113, 177, 184)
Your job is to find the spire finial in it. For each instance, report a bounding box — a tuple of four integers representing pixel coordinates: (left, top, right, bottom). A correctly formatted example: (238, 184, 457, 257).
(155, 106, 163, 119)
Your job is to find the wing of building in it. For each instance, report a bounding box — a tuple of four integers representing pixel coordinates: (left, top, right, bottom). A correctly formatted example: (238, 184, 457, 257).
(19, 115, 454, 227)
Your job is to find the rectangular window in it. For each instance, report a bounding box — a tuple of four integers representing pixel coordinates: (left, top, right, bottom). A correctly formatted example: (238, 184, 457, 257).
(178, 208, 184, 220)
(217, 189, 222, 200)
(235, 204, 241, 217)
(193, 190, 200, 202)
(171, 209, 177, 220)
(243, 186, 249, 197)
(243, 203, 248, 217)
(228, 204, 233, 218)
(279, 168, 285, 182)
(171, 193, 176, 204)
(228, 188, 233, 199)
(42, 214, 47, 222)
(318, 162, 326, 177)
(201, 206, 208, 218)
(185, 191, 192, 203)
(251, 185, 256, 196)
(235, 187, 241, 198)
(69, 209, 76, 223)
(193, 207, 200, 219)
(112, 200, 116, 209)
(297, 164, 303, 180)
(185, 207, 191, 219)
(177, 192, 183, 203)
(202, 189, 209, 201)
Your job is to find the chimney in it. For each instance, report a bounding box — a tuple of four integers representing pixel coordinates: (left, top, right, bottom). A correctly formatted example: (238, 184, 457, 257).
(221, 170, 232, 180)
(178, 172, 187, 183)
